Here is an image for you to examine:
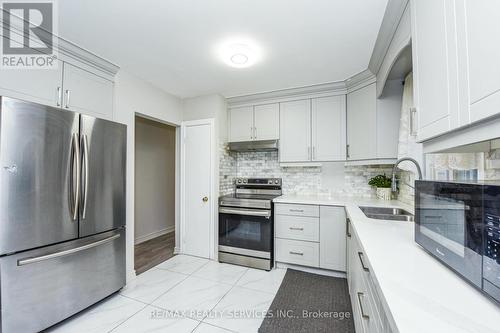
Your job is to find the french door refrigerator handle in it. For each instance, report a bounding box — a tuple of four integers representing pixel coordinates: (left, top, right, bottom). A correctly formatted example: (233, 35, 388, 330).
(81, 134, 89, 219)
(70, 133, 81, 220)
(17, 233, 121, 266)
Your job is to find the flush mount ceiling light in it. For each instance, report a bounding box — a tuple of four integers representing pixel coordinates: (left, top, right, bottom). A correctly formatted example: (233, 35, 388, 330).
(216, 39, 262, 68)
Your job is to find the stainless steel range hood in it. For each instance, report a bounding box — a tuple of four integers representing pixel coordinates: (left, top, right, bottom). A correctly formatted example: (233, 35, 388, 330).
(228, 140, 279, 152)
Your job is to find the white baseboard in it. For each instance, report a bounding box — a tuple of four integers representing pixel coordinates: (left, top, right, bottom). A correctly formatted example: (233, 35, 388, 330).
(134, 226, 174, 245)
(276, 262, 347, 278)
(173, 246, 181, 254)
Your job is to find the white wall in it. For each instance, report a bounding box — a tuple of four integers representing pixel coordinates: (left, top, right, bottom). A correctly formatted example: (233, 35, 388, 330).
(135, 117, 176, 244)
(113, 70, 183, 283)
(183, 94, 227, 141)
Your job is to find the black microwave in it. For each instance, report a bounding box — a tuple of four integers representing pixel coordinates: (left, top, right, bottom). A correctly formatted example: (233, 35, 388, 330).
(415, 180, 500, 305)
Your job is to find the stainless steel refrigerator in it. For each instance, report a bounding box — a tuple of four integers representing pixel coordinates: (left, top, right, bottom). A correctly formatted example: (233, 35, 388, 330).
(0, 97, 127, 333)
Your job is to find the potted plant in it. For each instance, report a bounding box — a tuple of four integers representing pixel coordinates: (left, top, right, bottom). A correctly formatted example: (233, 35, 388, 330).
(368, 174, 393, 200)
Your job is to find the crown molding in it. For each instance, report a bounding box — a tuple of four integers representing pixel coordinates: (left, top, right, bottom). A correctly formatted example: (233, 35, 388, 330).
(345, 69, 376, 93)
(1, 8, 119, 77)
(226, 81, 347, 107)
(368, 0, 410, 75)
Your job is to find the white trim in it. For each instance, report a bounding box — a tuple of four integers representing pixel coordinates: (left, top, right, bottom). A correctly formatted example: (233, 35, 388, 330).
(226, 70, 377, 108)
(344, 159, 397, 166)
(134, 226, 174, 245)
(275, 262, 347, 278)
(180, 118, 216, 260)
(280, 162, 322, 168)
(226, 81, 347, 107)
(345, 69, 377, 93)
(0, 8, 119, 78)
(368, 0, 411, 75)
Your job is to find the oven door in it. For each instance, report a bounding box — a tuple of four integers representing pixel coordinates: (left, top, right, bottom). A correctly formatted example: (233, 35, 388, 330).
(218, 207, 272, 256)
(415, 181, 483, 288)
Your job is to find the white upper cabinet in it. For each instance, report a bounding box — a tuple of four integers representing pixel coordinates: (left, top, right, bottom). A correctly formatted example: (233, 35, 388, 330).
(411, 0, 500, 142)
(411, 0, 459, 141)
(347, 83, 377, 160)
(228, 106, 254, 142)
(228, 103, 279, 142)
(253, 103, 280, 140)
(346, 82, 401, 162)
(62, 63, 114, 118)
(458, 0, 500, 123)
(311, 96, 346, 161)
(0, 59, 63, 107)
(280, 100, 311, 162)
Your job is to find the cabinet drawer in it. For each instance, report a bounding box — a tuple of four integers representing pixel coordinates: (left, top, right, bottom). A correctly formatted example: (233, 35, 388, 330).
(275, 238, 319, 267)
(275, 215, 319, 241)
(275, 203, 319, 217)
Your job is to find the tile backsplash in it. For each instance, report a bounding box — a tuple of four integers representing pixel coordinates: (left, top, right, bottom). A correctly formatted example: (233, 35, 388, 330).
(219, 144, 395, 198)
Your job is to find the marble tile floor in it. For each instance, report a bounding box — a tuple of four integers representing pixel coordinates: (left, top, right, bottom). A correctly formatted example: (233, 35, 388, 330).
(47, 254, 287, 333)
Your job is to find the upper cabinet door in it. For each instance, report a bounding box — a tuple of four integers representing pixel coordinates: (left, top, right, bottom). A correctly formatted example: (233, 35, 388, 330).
(280, 100, 311, 162)
(411, 0, 459, 141)
(0, 59, 63, 107)
(459, 0, 500, 123)
(228, 106, 254, 142)
(311, 96, 346, 161)
(253, 103, 279, 141)
(347, 83, 377, 160)
(62, 63, 114, 119)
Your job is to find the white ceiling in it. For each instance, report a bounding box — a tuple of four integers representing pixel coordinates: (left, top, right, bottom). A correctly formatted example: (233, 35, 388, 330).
(58, 0, 388, 98)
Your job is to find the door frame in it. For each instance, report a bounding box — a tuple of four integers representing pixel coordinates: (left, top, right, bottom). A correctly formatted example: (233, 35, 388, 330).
(179, 118, 216, 260)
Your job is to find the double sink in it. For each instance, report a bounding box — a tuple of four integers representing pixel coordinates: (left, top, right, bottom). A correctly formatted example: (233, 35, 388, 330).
(360, 206, 414, 222)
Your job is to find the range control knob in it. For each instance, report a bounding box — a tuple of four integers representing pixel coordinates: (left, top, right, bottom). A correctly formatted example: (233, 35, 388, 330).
(275, 180, 279, 184)
(268, 180, 273, 184)
(243, 179, 248, 184)
(237, 179, 242, 184)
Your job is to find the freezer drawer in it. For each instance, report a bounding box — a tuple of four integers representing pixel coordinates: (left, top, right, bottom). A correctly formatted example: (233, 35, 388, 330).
(0, 228, 126, 333)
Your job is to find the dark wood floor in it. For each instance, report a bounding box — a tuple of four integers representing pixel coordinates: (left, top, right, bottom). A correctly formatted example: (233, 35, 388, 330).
(134, 231, 175, 275)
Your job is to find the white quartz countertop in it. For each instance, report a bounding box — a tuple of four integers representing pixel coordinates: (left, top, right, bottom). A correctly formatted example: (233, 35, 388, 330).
(274, 194, 500, 333)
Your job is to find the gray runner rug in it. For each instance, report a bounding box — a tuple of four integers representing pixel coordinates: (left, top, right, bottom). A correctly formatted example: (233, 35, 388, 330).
(259, 269, 355, 333)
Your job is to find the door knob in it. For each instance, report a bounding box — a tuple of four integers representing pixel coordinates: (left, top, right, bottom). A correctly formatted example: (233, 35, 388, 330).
(202, 196, 208, 202)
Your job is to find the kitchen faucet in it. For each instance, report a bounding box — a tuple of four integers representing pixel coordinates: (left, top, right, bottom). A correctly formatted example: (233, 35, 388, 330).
(391, 157, 423, 192)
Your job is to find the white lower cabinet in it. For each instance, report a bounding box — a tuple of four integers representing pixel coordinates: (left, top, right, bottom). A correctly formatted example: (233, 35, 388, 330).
(275, 238, 319, 267)
(348, 225, 393, 333)
(274, 203, 347, 272)
(319, 206, 346, 271)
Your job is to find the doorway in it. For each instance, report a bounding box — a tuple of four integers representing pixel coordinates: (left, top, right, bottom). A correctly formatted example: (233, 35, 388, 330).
(134, 116, 177, 274)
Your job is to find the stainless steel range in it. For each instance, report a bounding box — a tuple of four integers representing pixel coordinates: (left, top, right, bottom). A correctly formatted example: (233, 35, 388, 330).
(218, 178, 282, 270)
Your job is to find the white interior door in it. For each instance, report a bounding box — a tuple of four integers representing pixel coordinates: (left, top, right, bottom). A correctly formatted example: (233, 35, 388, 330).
(180, 119, 214, 259)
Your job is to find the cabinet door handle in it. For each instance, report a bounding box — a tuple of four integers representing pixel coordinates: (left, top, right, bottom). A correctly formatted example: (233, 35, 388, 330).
(312, 146, 316, 160)
(357, 292, 370, 319)
(289, 251, 304, 256)
(410, 107, 417, 136)
(56, 87, 62, 106)
(358, 252, 369, 272)
(254, 127, 257, 140)
(308, 147, 311, 160)
(65, 90, 71, 109)
(289, 227, 304, 231)
(346, 144, 350, 159)
(250, 126, 253, 140)
(346, 218, 351, 238)
(290, 209, 304, 213)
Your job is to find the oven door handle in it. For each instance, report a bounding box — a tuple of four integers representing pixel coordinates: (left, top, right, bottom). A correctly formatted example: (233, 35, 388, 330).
(219, 207, 271, 218)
